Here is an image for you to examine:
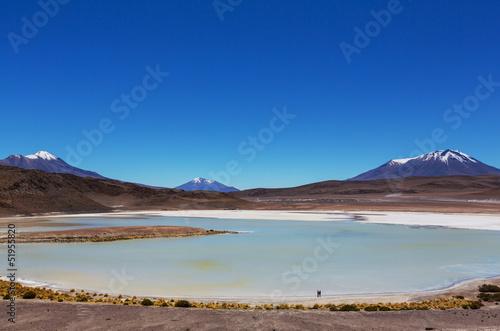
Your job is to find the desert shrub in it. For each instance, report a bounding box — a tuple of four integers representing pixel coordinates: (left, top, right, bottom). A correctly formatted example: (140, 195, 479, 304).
(311, 304, 321, 309)
(293, 304, 305, 310)
(277, 304, 289, 309)
(174, 300, 190, 308)
(161, 302, 168, 307)
(364, 306, 378, 311)
(469, 301, 483, 309)
(22, 291, 37, 299)
(462, 301, 483, 309)
(417, 306, 429, 310)
(58, 299, 63, 302)
(141, 299, 154, 306)
(478, 292, 500, 302)
(3, 294, 11, 300)
(339, 304, 359, 311)
(455, 295, 464, 299)
(379, 306, 391, 311)
(329, 305, 338, 311)
(478, 292, 489, 300)
(479, 284, 500, 292)
(124, 303, 129, 306)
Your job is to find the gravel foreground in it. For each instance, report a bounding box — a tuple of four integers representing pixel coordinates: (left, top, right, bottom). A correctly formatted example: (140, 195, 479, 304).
(3, 300, 500, 331)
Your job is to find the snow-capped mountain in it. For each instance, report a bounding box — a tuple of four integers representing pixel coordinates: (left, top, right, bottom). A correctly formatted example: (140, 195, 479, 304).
(348, 149, 500, 181)
(175, 177, 239, 192)
(0, 151, 107, 179)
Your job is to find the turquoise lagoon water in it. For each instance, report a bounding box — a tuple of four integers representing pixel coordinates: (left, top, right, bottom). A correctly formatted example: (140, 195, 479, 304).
(3, 217, 500, 298)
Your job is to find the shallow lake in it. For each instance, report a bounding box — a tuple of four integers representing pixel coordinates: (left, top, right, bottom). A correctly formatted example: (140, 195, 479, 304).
(3, 216, 500, 298)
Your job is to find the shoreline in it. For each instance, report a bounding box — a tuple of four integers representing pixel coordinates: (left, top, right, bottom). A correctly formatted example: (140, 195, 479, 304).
(2, 209, 500, 231)
(4, 274, 500, 306)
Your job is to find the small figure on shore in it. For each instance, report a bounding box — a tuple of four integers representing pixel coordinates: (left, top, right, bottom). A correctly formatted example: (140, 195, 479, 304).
(317, 290, 321, 298)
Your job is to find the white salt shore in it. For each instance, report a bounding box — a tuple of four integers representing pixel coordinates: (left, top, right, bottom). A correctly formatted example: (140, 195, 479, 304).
(3, 209, 500, 231)
(151, 209, 500, 231)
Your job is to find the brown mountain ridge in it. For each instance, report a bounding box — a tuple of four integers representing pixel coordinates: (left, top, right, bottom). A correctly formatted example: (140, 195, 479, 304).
(0, 165, 249, 216)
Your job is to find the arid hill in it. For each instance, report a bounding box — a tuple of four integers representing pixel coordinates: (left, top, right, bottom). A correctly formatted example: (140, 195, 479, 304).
(0, 165, 249, 216)
(232, 175, 500, 198)
(231, 175, 500, 213)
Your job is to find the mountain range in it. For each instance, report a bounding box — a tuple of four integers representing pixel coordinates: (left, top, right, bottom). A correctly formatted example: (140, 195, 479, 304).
(0, 151, 107, 179)
(1, 149, 500, 216)
(348, 150, 500, 181)
(175, 177, 239, 193)
(0, 165, 248, 216)
(0, 151, 239, 192)
(2, 149, 500, 192)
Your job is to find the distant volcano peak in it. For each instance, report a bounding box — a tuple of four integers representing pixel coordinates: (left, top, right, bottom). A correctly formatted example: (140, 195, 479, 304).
(0, 151, 106, 179)
(175, 178, 239, 192)
(348, 150, 500, 181)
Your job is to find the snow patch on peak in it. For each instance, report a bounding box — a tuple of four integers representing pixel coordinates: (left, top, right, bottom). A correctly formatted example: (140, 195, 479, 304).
(25, 151, 58, 161)
(389, 158, 411, 165)
(193, 177, 214, 184)
(422, 149, 477, 164)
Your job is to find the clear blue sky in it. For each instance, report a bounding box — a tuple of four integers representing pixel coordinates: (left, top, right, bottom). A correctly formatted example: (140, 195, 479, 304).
(1, 0, 500, 189)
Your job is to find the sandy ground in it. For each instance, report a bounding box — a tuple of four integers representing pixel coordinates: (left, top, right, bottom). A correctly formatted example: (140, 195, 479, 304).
(3, 300, 500, 331)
